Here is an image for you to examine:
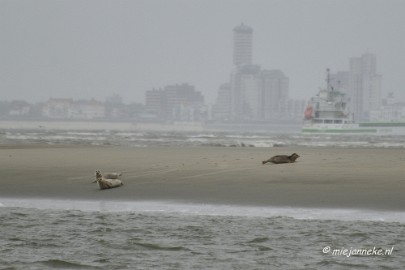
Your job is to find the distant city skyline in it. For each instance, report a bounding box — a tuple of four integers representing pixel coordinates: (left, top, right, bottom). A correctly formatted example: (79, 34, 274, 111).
(1, 0, 405, 106)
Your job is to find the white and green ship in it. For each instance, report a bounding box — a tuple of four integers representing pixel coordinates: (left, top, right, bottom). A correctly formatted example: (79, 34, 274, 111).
(302, 69, 405, 135)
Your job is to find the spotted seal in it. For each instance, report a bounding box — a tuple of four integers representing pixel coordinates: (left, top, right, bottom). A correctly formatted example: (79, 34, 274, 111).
(93, 170, 123, 190)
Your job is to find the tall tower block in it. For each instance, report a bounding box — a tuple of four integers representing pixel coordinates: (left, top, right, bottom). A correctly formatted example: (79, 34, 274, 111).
(233, 23, 253, 66)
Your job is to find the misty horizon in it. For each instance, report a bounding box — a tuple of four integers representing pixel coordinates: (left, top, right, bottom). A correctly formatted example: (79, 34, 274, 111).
(1, 0, 405, 106)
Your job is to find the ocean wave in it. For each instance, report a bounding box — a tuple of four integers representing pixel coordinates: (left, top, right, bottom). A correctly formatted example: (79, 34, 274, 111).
(131, 241, 190, 251)
(1, 198, 405, 223)
(38, 259, 99, 269)
(1, 128, 405, 148)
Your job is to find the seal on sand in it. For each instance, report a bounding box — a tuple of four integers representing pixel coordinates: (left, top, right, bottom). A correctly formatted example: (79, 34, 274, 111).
(103, 172, 122, 179)
(262, 153, 300, 164)
(93, 170, 123, 190)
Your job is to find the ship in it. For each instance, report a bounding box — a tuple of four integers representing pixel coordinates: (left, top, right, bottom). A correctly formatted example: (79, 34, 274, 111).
(302, 69, 405, 134)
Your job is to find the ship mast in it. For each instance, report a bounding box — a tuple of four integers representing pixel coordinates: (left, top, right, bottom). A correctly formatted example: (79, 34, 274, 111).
(326, 68, 331, 92)
(326, 68, 333, 101)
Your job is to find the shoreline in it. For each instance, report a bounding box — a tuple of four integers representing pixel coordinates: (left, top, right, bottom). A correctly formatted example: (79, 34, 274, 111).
(2, 197, 405, 223)
(1, 145, 404, 211)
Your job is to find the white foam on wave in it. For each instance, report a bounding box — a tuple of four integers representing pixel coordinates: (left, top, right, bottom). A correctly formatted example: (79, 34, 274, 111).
(3, 127, 405, 148)
(1, 198, 405, 223)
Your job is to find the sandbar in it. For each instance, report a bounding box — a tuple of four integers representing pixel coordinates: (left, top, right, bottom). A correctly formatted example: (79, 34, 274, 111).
(0, 145, 404, 211)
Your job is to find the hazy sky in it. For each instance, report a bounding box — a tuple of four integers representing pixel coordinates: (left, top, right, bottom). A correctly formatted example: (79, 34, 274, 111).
(1, 0, 404, 105)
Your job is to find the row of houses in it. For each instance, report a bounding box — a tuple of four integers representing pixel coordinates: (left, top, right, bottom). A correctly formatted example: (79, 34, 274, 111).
(0, 98, 144, 120)
(42, 99, 105, 119)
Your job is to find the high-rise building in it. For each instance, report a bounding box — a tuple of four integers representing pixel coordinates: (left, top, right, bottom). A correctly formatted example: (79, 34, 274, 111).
(330, 71, 350, 93)
(233, 23, 253, 66)
(212, 24, 293, 122)
(349, 53, 382, 121)
(145, 88, 167, 118)
(261, 70, 289, 120)
(212, 83, 232, 121)
(229, 24, 292, 121)
(145, 83, 206, 121)
(230, 67, 290, 121)
(231, 65, 261, 120)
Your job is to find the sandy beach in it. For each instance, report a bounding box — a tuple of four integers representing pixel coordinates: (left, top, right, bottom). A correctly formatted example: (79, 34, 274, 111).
(0, 144, 404, 211)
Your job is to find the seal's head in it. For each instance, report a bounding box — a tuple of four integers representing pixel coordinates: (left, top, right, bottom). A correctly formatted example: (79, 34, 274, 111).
(94, 170, 103, 181)
(289, 153, 300, 162)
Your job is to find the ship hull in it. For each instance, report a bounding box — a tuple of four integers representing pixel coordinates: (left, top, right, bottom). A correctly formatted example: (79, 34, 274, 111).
(302, 122, 405, 135)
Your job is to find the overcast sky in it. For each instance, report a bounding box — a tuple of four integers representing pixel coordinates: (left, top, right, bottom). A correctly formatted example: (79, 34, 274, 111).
(1, 0, 404, 105)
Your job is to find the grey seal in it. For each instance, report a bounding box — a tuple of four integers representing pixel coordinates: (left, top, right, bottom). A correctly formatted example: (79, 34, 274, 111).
(262, 153, 300, 164)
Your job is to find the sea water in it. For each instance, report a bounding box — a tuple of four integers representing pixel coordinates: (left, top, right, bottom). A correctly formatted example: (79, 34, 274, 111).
(1, 199, 404, 270)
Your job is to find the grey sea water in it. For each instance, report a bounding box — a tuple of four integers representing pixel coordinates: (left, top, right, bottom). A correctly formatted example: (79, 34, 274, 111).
(1, 201, 404, 270)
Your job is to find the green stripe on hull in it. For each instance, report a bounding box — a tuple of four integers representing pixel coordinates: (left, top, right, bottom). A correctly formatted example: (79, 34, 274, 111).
(302, 128, 377, 133)
(359, 122, 405, 127)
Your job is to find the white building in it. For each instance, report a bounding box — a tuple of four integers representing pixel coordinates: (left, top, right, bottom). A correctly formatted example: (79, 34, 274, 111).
(42, 98, 72, 118)
(349, 53, 382, 121)
(369, 93, 405, 122)
(69, 100, 105, 119)
(42, 98, 105, 119)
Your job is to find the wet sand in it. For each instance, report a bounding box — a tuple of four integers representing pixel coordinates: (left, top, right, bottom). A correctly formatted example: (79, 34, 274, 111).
(0, 145, 404, 210)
